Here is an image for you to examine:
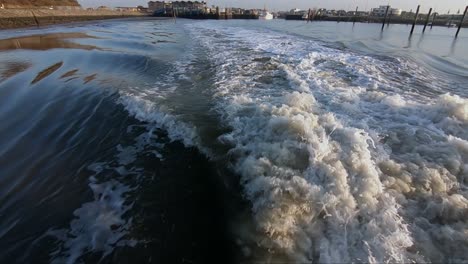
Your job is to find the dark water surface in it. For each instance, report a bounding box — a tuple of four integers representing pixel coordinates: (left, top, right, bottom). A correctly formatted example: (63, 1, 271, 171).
(0, 18, 467, 263)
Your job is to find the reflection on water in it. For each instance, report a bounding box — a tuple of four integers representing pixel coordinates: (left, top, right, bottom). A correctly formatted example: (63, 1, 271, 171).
(0, 61, 31, 81)
(404, 35, 413, 48)
(31, 61, 63, 84)
(59, 69, 79, 79)
(416, 34, 425, 48)
(449, 37, 458, 56)
(83, 73, 97, 84)
(0, 33, 100, 51)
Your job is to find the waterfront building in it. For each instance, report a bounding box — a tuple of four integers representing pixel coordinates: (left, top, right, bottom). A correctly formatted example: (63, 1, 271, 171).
(231, 8, 256, 15)
(173, 1, 206, 14)
(148, 1, 169, 13)
(371, 5, 402, 17)
(148, 1, 207, 13)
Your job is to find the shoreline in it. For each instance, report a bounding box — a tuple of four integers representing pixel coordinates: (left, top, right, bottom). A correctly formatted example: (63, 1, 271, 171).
(0, 9, 149, 30)
(2, 12, 467, 31)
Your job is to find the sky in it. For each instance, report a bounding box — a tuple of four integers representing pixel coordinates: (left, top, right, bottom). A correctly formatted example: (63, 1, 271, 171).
(78, 0, 467, 13)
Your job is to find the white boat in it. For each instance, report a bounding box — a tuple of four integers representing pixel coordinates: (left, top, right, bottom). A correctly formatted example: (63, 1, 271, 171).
(445, 22, 457, 28)
(259, 11, 273, 20)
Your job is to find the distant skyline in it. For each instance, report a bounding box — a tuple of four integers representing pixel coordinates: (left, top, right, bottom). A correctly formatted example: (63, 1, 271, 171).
(78, 0, 467, 13)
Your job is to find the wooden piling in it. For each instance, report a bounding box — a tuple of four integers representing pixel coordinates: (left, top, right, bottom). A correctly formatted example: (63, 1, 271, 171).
(382, 5, 390, 31)
(307, 8, 311, 22)
(353, 6, 358, 25)
(423, 8, 433, 33)
(410, 5, 421, 35)
(30, 11, 40, 27)
(387, 10, 392, 26)
(171, 2, 176, 23)
(455, 6, 468, 37)
(430, 12, 437, 29)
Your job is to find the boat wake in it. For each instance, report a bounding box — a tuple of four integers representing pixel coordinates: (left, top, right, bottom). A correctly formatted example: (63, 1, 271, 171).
(183, 21, 468, 263)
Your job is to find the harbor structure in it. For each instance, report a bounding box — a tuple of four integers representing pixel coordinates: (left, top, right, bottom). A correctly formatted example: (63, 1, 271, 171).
(148, 1, 258, 19)
(144, 1, 468, 30)
(281, 5, 466, 29)
(148, 1, 207, 15)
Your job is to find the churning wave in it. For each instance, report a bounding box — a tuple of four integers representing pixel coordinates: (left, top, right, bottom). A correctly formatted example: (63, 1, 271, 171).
(174, 22, 468, 263)
(73, 20, 468, 263)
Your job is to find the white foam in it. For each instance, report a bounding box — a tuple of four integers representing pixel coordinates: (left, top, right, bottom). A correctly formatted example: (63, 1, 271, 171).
(48, 124, 168, 262)
(119, 93, 199, 148)
(49, 163, 136, 264)
(187, 21, 468, 263)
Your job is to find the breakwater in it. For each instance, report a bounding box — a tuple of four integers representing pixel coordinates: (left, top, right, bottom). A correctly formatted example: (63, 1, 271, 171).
(0, 9, 146, 29)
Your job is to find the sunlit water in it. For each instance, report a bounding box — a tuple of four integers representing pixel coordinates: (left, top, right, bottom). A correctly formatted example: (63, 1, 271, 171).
(0, 18, 467, 263)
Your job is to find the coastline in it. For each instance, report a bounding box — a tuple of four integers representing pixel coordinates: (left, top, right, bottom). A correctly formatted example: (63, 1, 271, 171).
(0, 9, 148, 30)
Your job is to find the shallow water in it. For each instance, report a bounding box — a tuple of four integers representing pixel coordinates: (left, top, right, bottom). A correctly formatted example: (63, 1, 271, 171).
(0, 18, 467, 263)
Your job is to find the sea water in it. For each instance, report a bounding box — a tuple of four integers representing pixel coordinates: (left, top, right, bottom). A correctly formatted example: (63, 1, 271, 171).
(0, 18, 467, 263)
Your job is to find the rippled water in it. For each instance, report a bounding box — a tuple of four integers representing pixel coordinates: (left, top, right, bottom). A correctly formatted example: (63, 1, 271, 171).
(0, 18, 467, 263)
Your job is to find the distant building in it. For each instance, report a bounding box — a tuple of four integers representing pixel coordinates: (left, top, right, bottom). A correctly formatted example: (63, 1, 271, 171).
(148, 1, 167, 13)
(231, 8, 242, 14)
(290, 8, 303, 14)
(137, 5, 148, 12)
(148, 1, 207, 13)
(389, 8, 402, 16)
(173, 1, 206, 9)
(371, 5, 402, 16)
(336, 10, 347, 16)
(231, 8, 257, 15)
(97, 6, 110, 10)
(115, 7, 138, 12)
